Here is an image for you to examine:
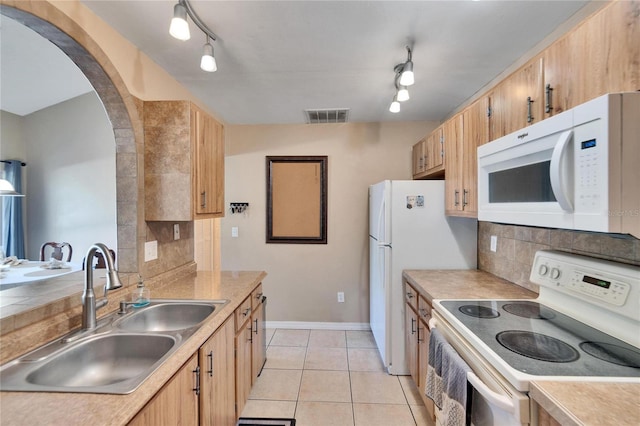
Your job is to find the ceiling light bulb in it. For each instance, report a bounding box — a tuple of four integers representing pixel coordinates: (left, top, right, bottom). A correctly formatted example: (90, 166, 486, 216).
(169, 3, 190, 41)
(200, 42, 217, 72)
(397, 86, 410, 102)
(399, 61, 414, 86)
(389, 97, 401, 113)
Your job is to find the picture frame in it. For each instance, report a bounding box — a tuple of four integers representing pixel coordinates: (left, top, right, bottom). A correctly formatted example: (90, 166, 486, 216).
(266, 156, 328, 244)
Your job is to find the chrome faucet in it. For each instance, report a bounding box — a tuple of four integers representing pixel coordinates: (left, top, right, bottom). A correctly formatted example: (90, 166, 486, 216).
(81, 243, 123, 330)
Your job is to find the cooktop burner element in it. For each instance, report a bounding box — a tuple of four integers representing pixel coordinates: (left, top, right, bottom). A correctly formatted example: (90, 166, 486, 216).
(459, 305, 500, 318)
(497, 330, 580, 363)
(503, 302, 556, 320)
(579, 342, 640, 368)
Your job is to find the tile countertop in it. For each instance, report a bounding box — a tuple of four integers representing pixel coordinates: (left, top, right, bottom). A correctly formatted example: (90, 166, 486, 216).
(530, 381, 640, 426)
(403, 269, 640, 426)
(0, 270, 266, 426)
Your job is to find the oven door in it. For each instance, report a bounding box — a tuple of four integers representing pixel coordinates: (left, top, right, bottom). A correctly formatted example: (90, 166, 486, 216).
(478, 109, 575, 230)
(430, 312, 531, 426)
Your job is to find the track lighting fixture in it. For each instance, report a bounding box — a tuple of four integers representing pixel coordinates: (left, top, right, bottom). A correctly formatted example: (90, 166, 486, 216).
(389, 46, 415, 113)
(200, 35, 217, 72)
(169, 0, 219, 72)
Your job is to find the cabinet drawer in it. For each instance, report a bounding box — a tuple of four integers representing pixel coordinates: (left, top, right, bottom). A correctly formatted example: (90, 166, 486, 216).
(251, 283, 264, 310)
(405, 283, 418, 310)
(235, 296, 252, 332)
(418, 296, 432, 325)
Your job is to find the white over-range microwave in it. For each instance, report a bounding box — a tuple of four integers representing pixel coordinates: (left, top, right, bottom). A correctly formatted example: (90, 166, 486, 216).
(478, 92, 640, 237)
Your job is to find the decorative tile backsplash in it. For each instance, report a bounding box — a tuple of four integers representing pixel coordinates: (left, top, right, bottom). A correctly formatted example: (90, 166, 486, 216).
(478, 222, 640, 293)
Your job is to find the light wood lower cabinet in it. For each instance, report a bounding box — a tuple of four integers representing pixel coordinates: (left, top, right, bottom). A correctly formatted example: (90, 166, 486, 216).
(129, 354, 200, 426)
(132, 282, 266, 426)
(403, 281, 436, 424)
(235, 297, 254, 417)
(200, 316, 236, 426)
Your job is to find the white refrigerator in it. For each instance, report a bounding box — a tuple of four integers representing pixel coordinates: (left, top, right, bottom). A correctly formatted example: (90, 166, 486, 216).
(369, 180, 477, 375)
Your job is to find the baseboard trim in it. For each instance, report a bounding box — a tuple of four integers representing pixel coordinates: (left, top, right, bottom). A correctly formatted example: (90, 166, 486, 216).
(265, 321, 370, 331)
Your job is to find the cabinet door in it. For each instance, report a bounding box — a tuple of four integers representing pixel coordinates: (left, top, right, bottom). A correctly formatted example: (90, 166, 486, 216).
(426, 126, 444, 174)
(412, 139, 426, 178)
(404, 302, 418, 384)
(251, 300, 266, 383)
(235, 319, 253, 417)
(194, 108, 225, 217)
(129, 354, 199, 426)
(200, 317, 236, 426)
(490, 57, 544, 138)
(460, 97, 489, 217)
(444, 114, 463, 214)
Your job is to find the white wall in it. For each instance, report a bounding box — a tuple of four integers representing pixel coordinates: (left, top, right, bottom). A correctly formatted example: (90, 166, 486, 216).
(22, 92, 116, 261)
(221, 121, 437, 324)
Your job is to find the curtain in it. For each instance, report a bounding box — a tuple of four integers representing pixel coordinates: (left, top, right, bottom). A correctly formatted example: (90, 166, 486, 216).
(2, 160, 25, 258)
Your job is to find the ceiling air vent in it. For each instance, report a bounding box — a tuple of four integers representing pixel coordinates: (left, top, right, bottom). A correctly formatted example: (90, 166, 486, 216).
(304, 108, 350, 124)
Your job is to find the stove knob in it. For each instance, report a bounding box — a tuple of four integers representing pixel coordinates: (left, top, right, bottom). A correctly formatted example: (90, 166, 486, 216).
(551, 268, 561, 279)
(538, 265, 549, 276)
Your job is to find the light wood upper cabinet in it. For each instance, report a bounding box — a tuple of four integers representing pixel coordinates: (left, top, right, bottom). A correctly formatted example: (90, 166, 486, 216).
(444, 114, 464, 214)
(412, 127, 444, 180)
(129, 354, 199, 426)
(489, 57, 544, 140)
(412, 138, 427, 178)
(544, 1, 640, 118)
(199, 317, 236, 426)
(426, 126, 444, 175)
(144, 101, 225, 221)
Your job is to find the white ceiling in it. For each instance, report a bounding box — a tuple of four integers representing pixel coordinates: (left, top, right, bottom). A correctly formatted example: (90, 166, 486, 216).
(2, 1, 591, 124)
(0, 15, 93, 116)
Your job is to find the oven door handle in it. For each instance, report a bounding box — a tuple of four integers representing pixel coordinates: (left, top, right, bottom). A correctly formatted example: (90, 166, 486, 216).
(429, 316, 517, 415)
(466, 372, 516, 414)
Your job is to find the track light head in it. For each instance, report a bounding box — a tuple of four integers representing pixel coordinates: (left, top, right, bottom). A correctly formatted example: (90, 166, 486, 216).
(200, 40, 217, 72)
(397, 85, 410, 102)
(389, 95, 401, 113)
(399, 60, 414, 86)
(170, 3, 190, 40)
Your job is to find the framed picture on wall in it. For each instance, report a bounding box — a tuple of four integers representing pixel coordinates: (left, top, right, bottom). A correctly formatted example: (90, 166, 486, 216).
(266, 156, 328, 244)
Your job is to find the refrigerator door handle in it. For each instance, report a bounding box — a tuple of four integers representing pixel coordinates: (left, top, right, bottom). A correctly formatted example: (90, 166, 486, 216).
(378, 242, 392, 248)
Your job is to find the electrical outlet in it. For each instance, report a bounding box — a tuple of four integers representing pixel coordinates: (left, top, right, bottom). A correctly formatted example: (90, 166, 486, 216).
(231, 226, 239, 238)
(337, 292, 345, 303)
(173, 223, 180, 240)
(144, 240, 158, 262)
(490, 235, 498, 252)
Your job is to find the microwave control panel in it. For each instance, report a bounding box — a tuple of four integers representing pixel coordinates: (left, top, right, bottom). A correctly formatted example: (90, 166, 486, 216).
(573, 117, 605, 213)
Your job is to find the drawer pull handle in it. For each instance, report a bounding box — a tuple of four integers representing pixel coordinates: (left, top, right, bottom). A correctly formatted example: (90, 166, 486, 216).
(207, 351, 214, 377)
(193, 365, 201, 396)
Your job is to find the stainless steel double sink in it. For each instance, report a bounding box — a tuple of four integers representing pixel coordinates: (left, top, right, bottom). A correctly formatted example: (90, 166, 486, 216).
(0, 299, 228, 394)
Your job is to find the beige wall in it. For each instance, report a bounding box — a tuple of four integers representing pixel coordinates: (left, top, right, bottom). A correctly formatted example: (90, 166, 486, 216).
(221, 121, 437, 323)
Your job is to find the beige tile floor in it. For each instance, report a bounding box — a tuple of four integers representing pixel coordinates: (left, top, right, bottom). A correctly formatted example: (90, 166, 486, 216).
(241, 329, 435, 426)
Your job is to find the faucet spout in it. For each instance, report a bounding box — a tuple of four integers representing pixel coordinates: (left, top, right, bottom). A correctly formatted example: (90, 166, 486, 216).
(82, 243, 123, 330)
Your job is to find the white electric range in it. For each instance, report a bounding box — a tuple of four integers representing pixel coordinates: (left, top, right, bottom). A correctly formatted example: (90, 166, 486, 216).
(430, 250, 640, 425)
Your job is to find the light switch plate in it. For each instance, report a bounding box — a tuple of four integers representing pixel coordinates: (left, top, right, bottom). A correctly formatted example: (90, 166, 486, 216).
(490, 235, 498, 252)
(173, 223, 180, 240)
(144, 240, 158, 262)
(231, 226, 239, 238)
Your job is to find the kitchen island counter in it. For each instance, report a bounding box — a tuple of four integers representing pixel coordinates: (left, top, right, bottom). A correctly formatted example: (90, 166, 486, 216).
(0, 270, 266, 426)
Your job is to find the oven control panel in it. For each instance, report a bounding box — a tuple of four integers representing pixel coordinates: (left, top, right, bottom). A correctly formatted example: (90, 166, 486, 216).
(531, 250, 638, 309)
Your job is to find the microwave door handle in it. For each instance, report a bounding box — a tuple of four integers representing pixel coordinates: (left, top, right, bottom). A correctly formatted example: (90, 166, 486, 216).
(467, 372, 516, 414)
(549, 130, 574, 212)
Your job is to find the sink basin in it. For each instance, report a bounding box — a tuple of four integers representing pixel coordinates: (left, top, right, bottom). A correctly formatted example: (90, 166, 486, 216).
(0, 299, 229, 394)
(26, 334, 175, 388)
(116, 301, 218, 332)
